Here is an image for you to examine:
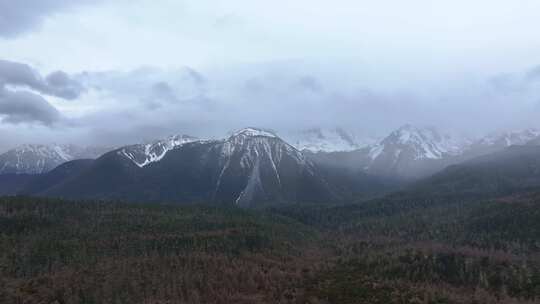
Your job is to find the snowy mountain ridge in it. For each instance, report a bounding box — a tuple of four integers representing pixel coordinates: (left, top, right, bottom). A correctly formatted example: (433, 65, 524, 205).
(353, 125, 540, 178)
(118, 134, 201, 167)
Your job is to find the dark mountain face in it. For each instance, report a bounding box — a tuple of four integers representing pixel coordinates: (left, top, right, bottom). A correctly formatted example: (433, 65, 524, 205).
(0, 174, 35, 195)
(24, 128, 342, 206)
(200, 128, 337, 206)
(410, 145, 540, 199)
(21, 159, 95, 196)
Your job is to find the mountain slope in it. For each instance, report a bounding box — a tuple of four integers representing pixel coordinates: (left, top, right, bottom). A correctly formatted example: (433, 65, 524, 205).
(21, 159, 95, 196)
(0, 174, 35, 195)
(411, 145, 540, 198)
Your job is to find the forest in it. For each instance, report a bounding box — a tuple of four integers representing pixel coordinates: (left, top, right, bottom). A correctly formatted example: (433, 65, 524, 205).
(1, 193, 539, 304)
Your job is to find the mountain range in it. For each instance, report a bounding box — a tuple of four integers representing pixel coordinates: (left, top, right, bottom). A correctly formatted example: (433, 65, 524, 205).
(2, 125, 540, 206)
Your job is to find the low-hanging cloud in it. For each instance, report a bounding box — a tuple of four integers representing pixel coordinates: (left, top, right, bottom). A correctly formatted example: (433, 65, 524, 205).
(78, 66, 207, 109)
(526, 65, 540, 82)
(0, 59, 84, 124)
(0, 0, 102, 38)
(2, 60, 540, 149)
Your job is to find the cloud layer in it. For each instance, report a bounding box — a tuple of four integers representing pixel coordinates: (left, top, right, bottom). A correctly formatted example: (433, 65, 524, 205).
(1, 1, 540, 150)
(1, 58, 540, 150)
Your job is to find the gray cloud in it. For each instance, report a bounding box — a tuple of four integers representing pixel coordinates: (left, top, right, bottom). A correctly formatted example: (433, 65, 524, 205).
(0, 60, 43, 88)
(0, 59, 84, 124)
(0, 60, 85, 98)
(45, 70, 85, 99)
(2, 1, 540, 151)
(79, 66, 206, 109)
(0, 89, 60, 125)
(0, 0, 101, 38)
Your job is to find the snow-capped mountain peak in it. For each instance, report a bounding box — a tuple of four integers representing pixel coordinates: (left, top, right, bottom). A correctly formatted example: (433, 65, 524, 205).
(214, 128, 322, 206)
(220, 127, 307, 171)
(352, 125, 471, 178)
(229, 127, 278, 139)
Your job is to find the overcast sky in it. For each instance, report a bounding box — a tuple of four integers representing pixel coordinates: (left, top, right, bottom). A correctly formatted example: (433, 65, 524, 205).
(1, 0, 540, 150)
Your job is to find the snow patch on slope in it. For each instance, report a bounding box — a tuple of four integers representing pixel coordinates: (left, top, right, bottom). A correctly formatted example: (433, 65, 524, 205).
(119, 135, 199, 167)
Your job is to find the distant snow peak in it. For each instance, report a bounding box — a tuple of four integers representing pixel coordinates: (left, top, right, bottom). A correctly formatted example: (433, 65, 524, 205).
(403, 125, 461, 157)
(371, 124, 464, 162)
(14, 144, 74, 162)
(291, 127, 372, 152)
(0, 144, 107, 174)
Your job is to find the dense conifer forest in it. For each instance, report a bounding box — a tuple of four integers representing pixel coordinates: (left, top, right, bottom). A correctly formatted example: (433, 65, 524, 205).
(1, 194, 539, 303)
